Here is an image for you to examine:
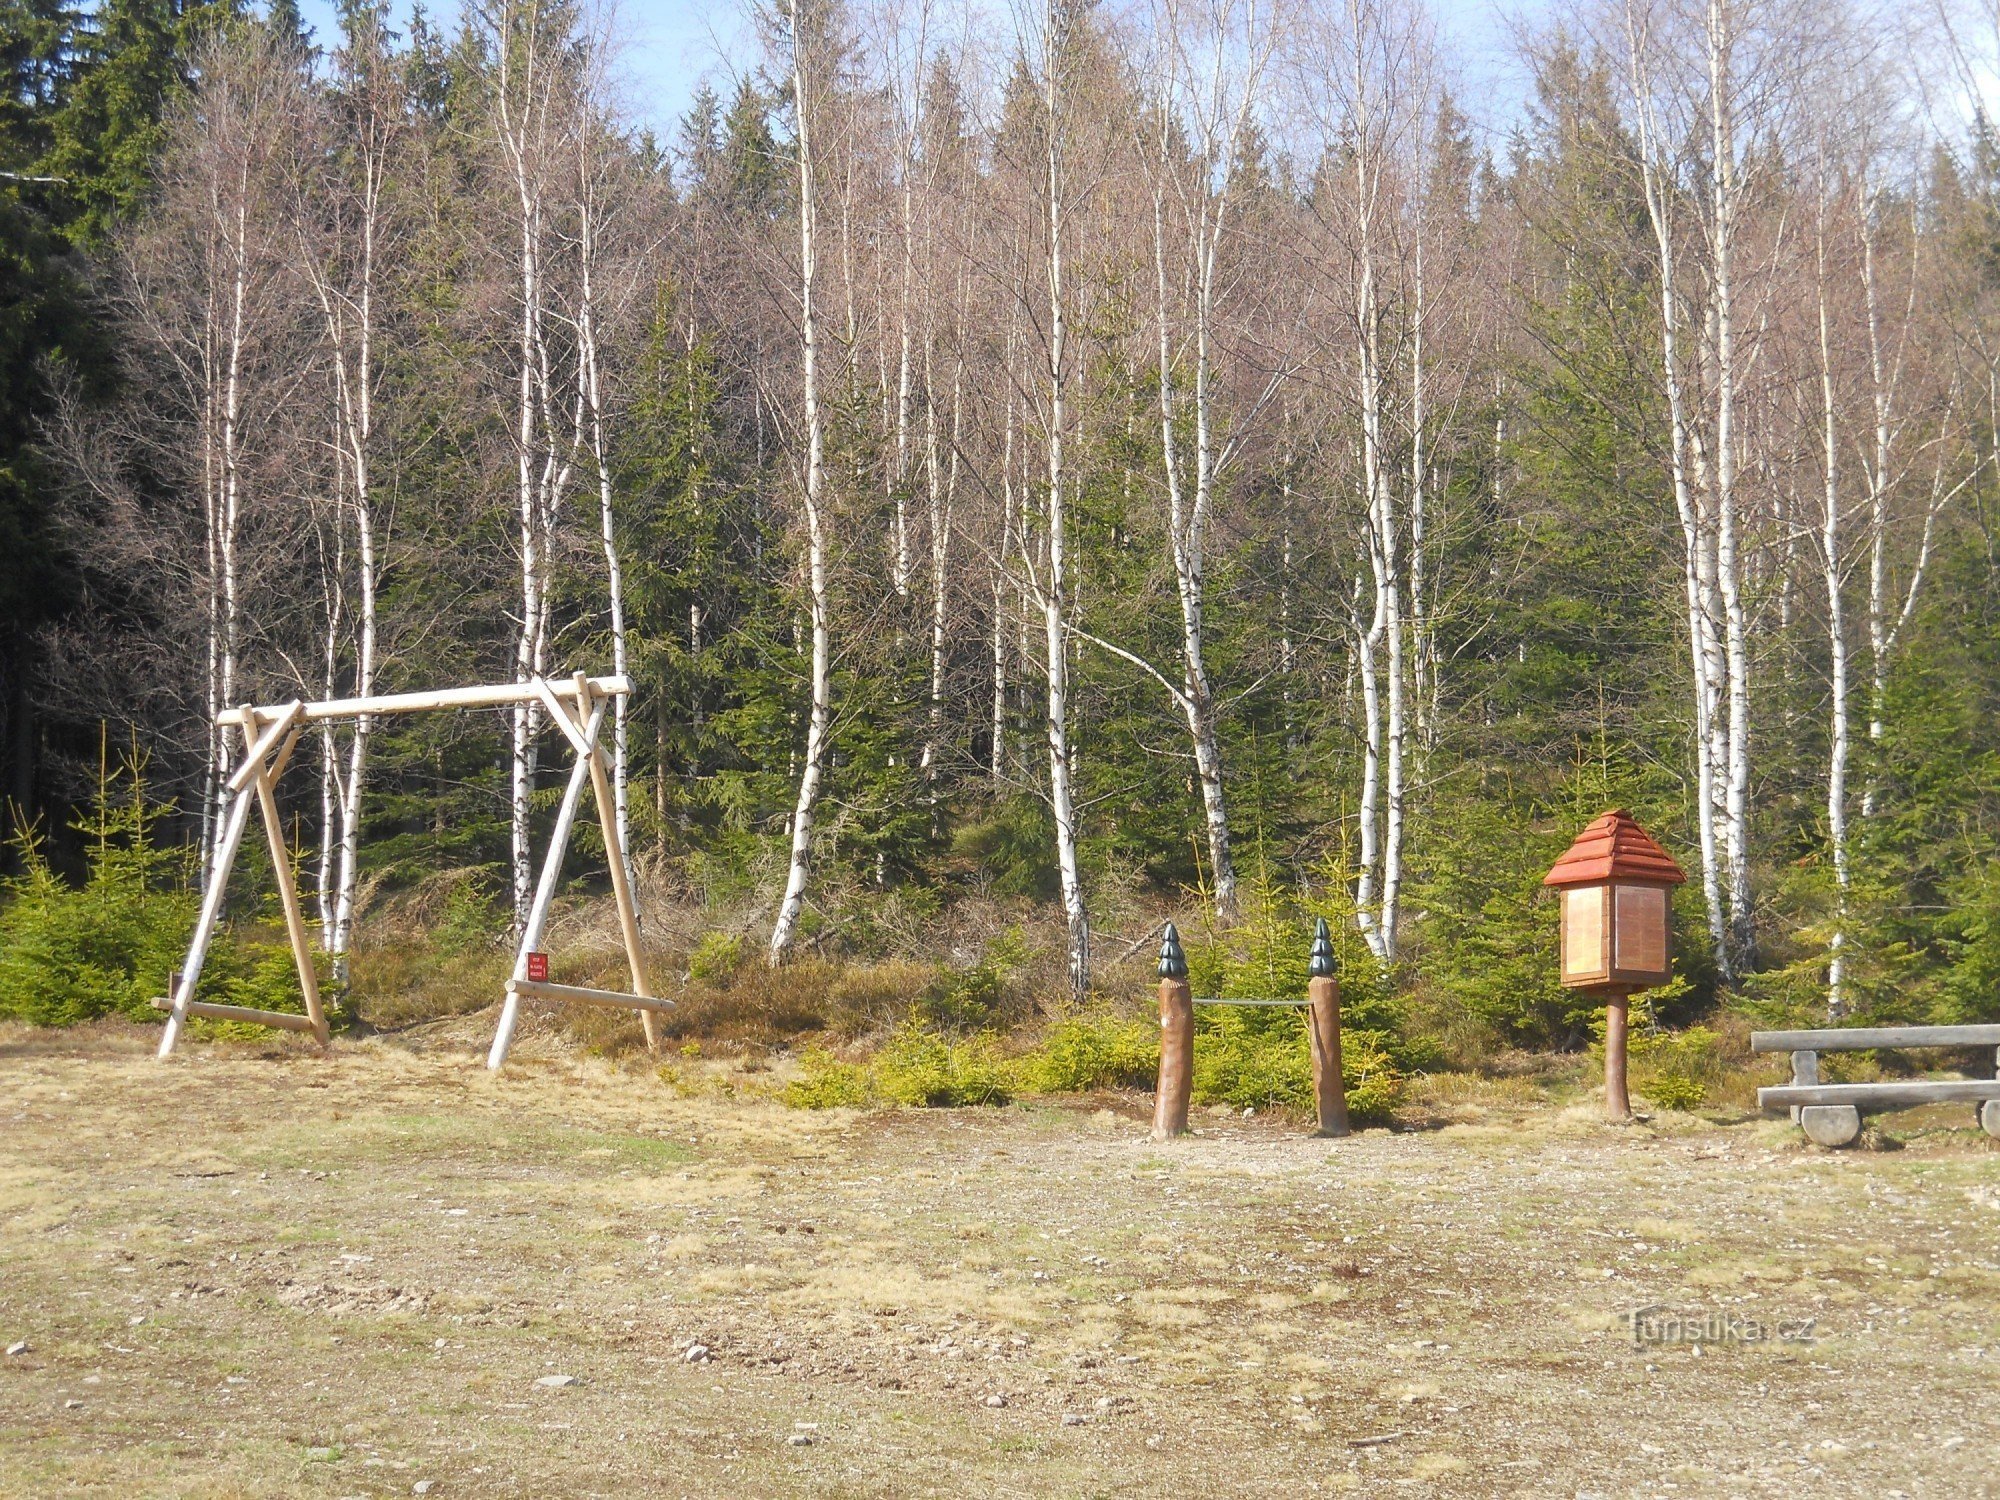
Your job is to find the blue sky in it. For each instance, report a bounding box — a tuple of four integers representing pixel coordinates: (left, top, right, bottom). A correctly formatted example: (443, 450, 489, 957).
(295, 0, 1541, 144)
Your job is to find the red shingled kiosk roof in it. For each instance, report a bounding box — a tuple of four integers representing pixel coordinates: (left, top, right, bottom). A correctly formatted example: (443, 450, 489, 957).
(1543, 809, 1687, 888)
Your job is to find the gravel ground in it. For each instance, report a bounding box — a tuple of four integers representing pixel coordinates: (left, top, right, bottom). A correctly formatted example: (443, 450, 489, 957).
(3, 1022, 1999, 1498)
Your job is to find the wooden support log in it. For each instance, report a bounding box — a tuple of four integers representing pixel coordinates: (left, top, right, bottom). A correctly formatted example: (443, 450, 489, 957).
(505, 978, 676, 1014)
(1788, 1049, 1819, 1124)
(1759, 1081, 2000, 1108)
(224, 700, 305, 793)
(577, 673, 658, 1054)
(246, 716, 328, 1049)
(158, 781, 257, 1060)
(1982, 1099, 2000, 1141)
(216, 674, 631, 729)
(150, 997, 318, 1033)
(1799, 1105, 1862, 1149)
(1152, 924, 1193, 1141)
(1603, 991, 1633, 1123)
(487, 695, 610, 1071)
(1750, 1024, 2000, 1053)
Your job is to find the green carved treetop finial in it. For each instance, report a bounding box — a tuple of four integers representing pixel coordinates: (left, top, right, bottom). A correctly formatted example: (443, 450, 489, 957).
(1308, 916, 1336, 979)
(1157, 922, 1187, 980)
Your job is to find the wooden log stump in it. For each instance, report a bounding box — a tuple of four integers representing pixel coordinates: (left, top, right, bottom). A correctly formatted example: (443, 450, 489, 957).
(1980, 1098, 2000, 1141)
(1799, 1104, 1862, 1149)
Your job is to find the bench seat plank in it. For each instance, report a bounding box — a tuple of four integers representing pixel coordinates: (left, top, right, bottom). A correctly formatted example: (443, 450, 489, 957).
(1750, 1025, 2000, 1054)
(1759, 1080, 2000, 1108)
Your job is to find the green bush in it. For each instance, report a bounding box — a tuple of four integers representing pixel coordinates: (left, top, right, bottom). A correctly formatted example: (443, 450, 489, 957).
(1187, 1008, 1404, 1125)
(688, 930, 746, 984)
(922, 928, 1031, 1030)
(1629, 1015, 1721, 1112)
(1642, 1072, 1706, 1112)
(782, 1017, 1013, 1110)
(781, 1047, 876, 1109)
(874, 1017, 1011, 1106)
(434, 876, 499, 958)
(1015, 1011, 1158, 1093)
(0, 749, 317, 1030)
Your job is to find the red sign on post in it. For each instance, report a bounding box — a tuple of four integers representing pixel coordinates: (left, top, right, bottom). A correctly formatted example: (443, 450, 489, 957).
(525, 952, 549, 983)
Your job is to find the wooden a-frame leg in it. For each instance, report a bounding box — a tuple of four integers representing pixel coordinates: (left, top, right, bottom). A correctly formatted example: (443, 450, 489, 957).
(250, 721, 328, 1049)
(159, 785, 255, 1060)
(160, 704, 314, 1060)
(577, 674, 659, 1053)
(487, 695, 610, 1072)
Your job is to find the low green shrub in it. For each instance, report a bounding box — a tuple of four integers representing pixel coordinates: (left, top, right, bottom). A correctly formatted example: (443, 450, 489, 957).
(922, 928, 1032, 1030)
(874, 1017, 1011, 1106)
(784, 1017, 1012, 1109)
(1642, 1072, 1707, 1112)
(1014, 1011, 1158, 1093)
(0, 749, 314, 1029)
(688, 930, 747, 984)
(1188, 1008, 1404, 1125)
(781, 1047, 876, 1109)
(433, 876, 499, 958)
(1630, 1019, 1724, 1112)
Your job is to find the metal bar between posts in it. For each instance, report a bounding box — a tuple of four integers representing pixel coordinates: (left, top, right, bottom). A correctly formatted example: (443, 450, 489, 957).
(1192, 997, 1310, 1008)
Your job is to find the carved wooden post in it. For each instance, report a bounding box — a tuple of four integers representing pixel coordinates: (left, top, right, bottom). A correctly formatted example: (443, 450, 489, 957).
(1603, 991, 1633, 1124)
(1306, 918, 1348, 1137)
(1152, 923, 1193, 1140)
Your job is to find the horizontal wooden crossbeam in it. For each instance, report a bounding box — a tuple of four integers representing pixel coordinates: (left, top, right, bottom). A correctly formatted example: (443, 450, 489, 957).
(1758, 1080, 2000, 1108)
(1751, 1025, 2000, 1054)
(505, 977, 677, 1014)
(216, 674, 631, 729)
(151, 997, 318, 1033)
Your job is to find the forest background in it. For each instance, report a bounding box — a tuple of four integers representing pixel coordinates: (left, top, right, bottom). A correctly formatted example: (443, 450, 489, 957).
(4, 0, 2000, 1110)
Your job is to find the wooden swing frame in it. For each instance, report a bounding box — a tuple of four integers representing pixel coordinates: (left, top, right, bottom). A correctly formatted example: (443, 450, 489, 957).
(154, 670, 668, 1071)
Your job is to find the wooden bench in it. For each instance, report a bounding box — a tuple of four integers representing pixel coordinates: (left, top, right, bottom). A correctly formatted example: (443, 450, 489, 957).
(1752, 1025, 2000, 1147)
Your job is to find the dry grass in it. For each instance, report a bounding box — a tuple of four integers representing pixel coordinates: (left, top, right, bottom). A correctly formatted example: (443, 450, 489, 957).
(4, 1021, 2000, 1497)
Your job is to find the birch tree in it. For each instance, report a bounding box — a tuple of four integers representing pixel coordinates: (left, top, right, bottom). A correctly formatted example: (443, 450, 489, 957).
(1129, 0, 1281, 918)
(483, 0, 582, 933)
(121, 27, 299, 886)
(291, 0, 403, 981)
(769, 0, 840, 962)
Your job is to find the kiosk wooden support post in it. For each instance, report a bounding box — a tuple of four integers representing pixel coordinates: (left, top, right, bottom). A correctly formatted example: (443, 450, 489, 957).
(1603, 990, 1633, 1123)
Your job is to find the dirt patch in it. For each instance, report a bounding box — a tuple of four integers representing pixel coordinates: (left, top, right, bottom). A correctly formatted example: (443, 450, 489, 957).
(3, 1022, 1999, 1496)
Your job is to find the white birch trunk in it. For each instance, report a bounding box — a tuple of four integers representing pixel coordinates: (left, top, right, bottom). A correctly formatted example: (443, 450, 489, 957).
(1623, 1, 1730, 976)
(1707, 0, 1754, 965)
(769, 0, 834, 963)
(992, 385, 1017, 786)
(1814, 181, 1850, 1019)
(1152, 171, 1238, 917)
(1042, 0, 1089, 1002)
(575, 148, 632, 892)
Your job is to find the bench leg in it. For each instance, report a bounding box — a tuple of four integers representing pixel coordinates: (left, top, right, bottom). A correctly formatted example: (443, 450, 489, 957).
(1788, 1050, 1819, 1124)
(1981, 1099, 2000, 1141)
(1799, 1105, 1861, 1149)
